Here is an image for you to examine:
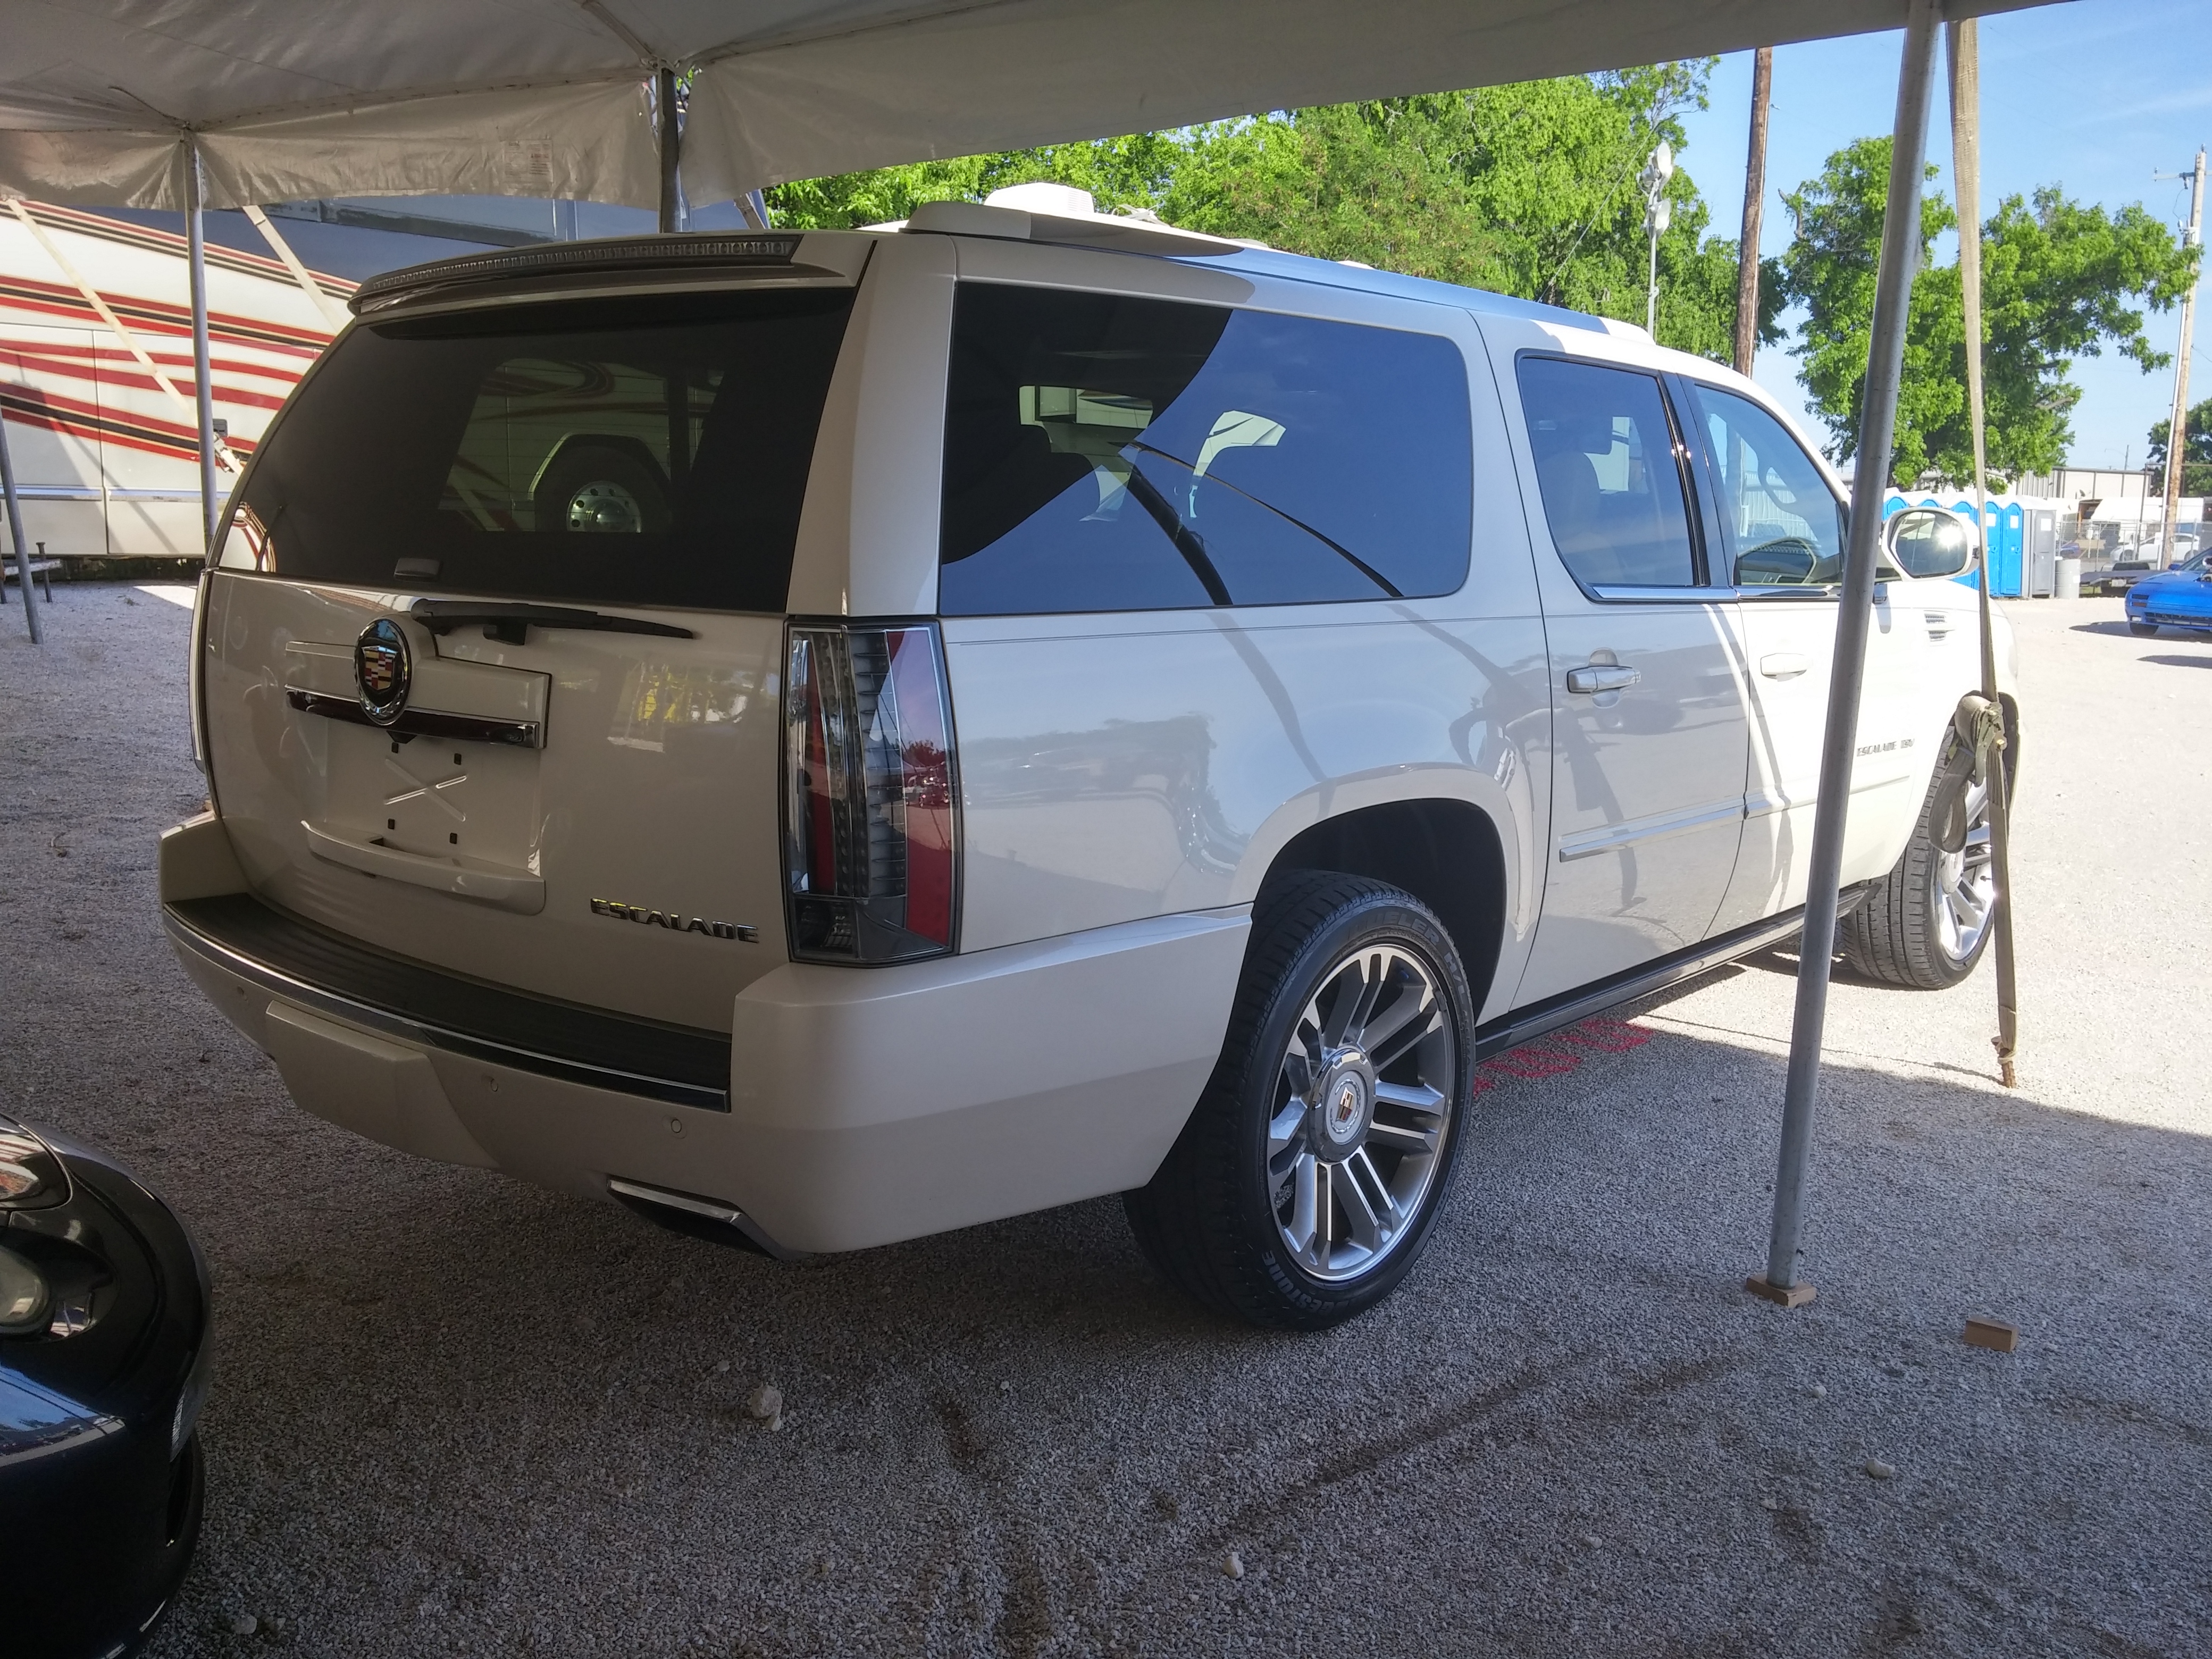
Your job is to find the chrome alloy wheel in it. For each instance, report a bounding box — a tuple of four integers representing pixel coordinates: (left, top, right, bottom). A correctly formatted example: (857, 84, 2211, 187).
(564, 478, 644, 533)
(1267, 943, 1456, 1282)
(1933, 773, 1996, 965)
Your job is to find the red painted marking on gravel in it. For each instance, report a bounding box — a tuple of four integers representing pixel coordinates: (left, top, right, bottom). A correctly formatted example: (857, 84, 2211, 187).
(1485, 1043, 1582, 1078)
(1557, 1017, 1653, 1052)
(1470, 1018, 1653, 1099)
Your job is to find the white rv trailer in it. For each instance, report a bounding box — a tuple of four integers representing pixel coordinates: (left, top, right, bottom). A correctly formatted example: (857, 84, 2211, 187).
(0, 202, 350, 563)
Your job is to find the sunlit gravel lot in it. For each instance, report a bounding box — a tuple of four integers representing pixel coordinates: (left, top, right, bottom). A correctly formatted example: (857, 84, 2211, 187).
(3, 584, 2207, 1658)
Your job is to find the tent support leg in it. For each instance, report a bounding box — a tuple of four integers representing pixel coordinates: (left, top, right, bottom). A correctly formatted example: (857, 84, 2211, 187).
(1752, 0, 1942, 1306)
(0, 394, 41, 642)
(185, 140, 220, 552)
(657, 66, 682, 234)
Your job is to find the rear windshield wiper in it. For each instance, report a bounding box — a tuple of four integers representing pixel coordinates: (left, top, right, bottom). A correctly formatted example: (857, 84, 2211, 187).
(1121, 463, 1234, 607)
(408, 600, 696, 645)
(1124, 441, 1403, 600)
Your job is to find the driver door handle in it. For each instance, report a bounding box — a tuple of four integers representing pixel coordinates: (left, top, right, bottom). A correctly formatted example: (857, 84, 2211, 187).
(1565, 663, 1641, 694)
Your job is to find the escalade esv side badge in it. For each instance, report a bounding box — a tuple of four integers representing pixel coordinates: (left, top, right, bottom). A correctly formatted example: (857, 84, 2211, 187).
(590, 898, 758, 943)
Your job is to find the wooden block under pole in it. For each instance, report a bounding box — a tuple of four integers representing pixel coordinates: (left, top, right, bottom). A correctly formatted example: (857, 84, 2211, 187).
(1745, 1276, 1816, 1309)
(1963, 1317, 2019, 1352)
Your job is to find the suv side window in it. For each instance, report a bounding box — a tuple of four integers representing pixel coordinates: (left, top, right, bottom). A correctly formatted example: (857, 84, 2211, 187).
(940, 284, 1472, 615)
(1683, 382, 1847, 586)
(1516, 357, 1698, 589)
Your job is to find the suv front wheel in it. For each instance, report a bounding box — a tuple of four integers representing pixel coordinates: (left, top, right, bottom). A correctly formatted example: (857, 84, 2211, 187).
(1126, 874, 1475, 1329)
(1842, 728, 2006, 988)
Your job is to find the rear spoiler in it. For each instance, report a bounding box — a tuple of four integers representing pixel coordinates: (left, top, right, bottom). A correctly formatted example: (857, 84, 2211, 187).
(349, 232, 831, 314)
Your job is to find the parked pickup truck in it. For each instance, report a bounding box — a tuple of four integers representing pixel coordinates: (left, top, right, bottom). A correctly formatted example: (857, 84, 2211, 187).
(161, 188, 2018, 1327)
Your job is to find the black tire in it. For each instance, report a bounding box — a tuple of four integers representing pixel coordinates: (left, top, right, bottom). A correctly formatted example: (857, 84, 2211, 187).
(2129, 620, 2159, 637)
(1125, 872, 1475, 1329)
(533, 441, 671, 534)
(1841, 728, 2004, 990)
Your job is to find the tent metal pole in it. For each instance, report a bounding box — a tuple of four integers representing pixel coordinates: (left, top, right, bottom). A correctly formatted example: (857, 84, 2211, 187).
(1949, 17, 2021, 1087)
(185, 140, 220, 552)
(0, 393, 42, 642)
(657, 66, 682, 233)
(1753, 0, 1941, 1305)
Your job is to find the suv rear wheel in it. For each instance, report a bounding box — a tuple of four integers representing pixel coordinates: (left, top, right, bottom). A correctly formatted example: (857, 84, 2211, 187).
(1842, 730, 2002, 988)
(1126, 873, 1474, 1329)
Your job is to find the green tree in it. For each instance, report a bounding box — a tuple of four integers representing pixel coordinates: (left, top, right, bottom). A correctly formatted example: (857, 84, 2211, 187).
(765, 133, 1183, 228)
(2147, 395, 2212, 497)
(762, 65, 1772, 363)
(1162, 65, 1767, 356)
(1773, 136, 2200, 484)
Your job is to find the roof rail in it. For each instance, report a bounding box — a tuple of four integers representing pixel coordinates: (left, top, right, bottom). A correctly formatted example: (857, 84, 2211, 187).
(906, 185, 1250, 258)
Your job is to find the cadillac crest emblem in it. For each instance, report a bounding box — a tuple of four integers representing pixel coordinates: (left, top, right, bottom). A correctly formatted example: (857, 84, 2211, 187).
(354, 617, 412, 726)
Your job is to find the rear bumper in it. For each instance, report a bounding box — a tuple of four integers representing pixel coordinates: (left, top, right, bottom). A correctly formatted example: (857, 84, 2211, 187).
(165, 867, 1247, 1253)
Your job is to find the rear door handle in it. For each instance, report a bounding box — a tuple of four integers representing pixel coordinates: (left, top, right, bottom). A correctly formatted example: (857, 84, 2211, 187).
(1758, 651, 1811, 678)
(1565, 664, 1641, 694)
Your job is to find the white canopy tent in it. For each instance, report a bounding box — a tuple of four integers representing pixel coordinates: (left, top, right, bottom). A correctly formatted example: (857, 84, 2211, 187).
(0, 0, 2040, 212)
(0, 0, 2052, 1303)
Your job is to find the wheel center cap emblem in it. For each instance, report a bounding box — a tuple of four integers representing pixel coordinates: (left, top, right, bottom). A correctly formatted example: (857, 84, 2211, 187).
(1326, 1074, 1367, 1144)
(354, 618, 412, 726)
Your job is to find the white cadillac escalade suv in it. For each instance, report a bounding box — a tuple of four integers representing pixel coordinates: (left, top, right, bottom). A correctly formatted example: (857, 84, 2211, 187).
(160, 190, 2015, 1328)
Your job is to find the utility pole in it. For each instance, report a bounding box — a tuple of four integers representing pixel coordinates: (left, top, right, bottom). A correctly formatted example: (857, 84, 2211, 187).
(2156, 148, 2204, 568)
(1734, 47, 1774, 376)
(1641, 140, 1674, 339)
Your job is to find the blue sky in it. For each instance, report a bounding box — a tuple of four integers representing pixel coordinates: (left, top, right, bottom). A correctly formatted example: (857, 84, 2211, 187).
(1671, 0, 2208, 472)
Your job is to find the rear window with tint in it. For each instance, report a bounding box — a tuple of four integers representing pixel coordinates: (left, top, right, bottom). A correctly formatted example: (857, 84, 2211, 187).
(940, 284, 1472, 615)
(220, 289, 854, 611)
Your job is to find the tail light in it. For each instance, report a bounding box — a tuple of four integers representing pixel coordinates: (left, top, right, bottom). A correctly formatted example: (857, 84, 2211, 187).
(782, 621, 959, 963)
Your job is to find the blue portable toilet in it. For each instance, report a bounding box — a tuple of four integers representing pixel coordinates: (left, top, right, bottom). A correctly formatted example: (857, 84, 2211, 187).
(1881, 490, 2024, 596)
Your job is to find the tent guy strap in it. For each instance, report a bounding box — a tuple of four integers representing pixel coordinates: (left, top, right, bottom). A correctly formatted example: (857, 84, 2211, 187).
(0, 0, 2054, 212)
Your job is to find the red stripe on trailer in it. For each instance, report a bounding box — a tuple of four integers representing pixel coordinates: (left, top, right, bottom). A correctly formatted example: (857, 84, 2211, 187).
(1, 336, 311, 389)
(1, 381, 257, 463)
(0, 274, 330, 354)
(21, 201, 358, 296)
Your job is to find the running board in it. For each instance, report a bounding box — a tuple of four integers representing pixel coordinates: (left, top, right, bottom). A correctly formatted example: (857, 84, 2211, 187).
(1475, 886, 1870, 1060)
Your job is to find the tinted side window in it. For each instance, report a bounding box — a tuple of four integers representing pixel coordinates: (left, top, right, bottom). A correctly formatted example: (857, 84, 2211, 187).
(1517, 357, 1697, 588)
(224, 289, 854, 611)
(1686, 383, 1846, 585)
(940, 284, 1472, 615)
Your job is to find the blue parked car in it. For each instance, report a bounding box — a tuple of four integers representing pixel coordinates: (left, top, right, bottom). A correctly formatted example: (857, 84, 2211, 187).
(2125, 550, 2212, 637)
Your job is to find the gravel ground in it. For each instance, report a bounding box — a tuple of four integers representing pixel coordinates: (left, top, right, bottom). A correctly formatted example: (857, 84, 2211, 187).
(3, 584, 2207, 1658)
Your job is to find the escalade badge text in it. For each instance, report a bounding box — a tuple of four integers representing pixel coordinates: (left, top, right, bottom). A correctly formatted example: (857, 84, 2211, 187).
(354, 618, 412, 726)
(591, 898, 758, 942)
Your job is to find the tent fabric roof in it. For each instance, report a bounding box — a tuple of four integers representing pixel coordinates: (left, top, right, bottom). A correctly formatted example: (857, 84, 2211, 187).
(0, 0, 2045, 212)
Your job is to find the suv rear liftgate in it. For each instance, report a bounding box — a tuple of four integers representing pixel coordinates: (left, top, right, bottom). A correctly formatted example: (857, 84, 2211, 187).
(172, 241, 875, 1231)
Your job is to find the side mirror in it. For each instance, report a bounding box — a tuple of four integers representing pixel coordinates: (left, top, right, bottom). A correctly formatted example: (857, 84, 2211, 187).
(1883, 508, 1975, 579)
